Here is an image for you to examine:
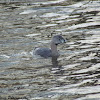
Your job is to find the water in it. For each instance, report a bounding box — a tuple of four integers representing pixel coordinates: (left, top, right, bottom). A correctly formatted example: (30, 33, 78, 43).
(0, 0, 100, 99)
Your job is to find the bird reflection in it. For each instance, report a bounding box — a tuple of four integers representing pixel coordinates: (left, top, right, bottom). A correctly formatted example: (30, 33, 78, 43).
(51, 56, 59, 67)
(51, 56, 64, 74)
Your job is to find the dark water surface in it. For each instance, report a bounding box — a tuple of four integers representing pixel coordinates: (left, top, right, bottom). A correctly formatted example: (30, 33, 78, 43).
(0, 0, 100, 100)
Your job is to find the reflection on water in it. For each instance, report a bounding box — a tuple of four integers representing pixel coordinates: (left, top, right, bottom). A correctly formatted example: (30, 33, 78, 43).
(0, 0, 100, 99)
(52, 56, 59, 67)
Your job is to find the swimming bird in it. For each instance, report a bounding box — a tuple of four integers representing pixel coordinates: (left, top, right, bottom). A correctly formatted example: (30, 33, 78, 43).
(35, 35, 66, 58)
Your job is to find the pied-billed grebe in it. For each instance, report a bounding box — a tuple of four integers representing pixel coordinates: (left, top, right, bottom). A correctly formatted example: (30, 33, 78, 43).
(35, 35, 66, 58)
